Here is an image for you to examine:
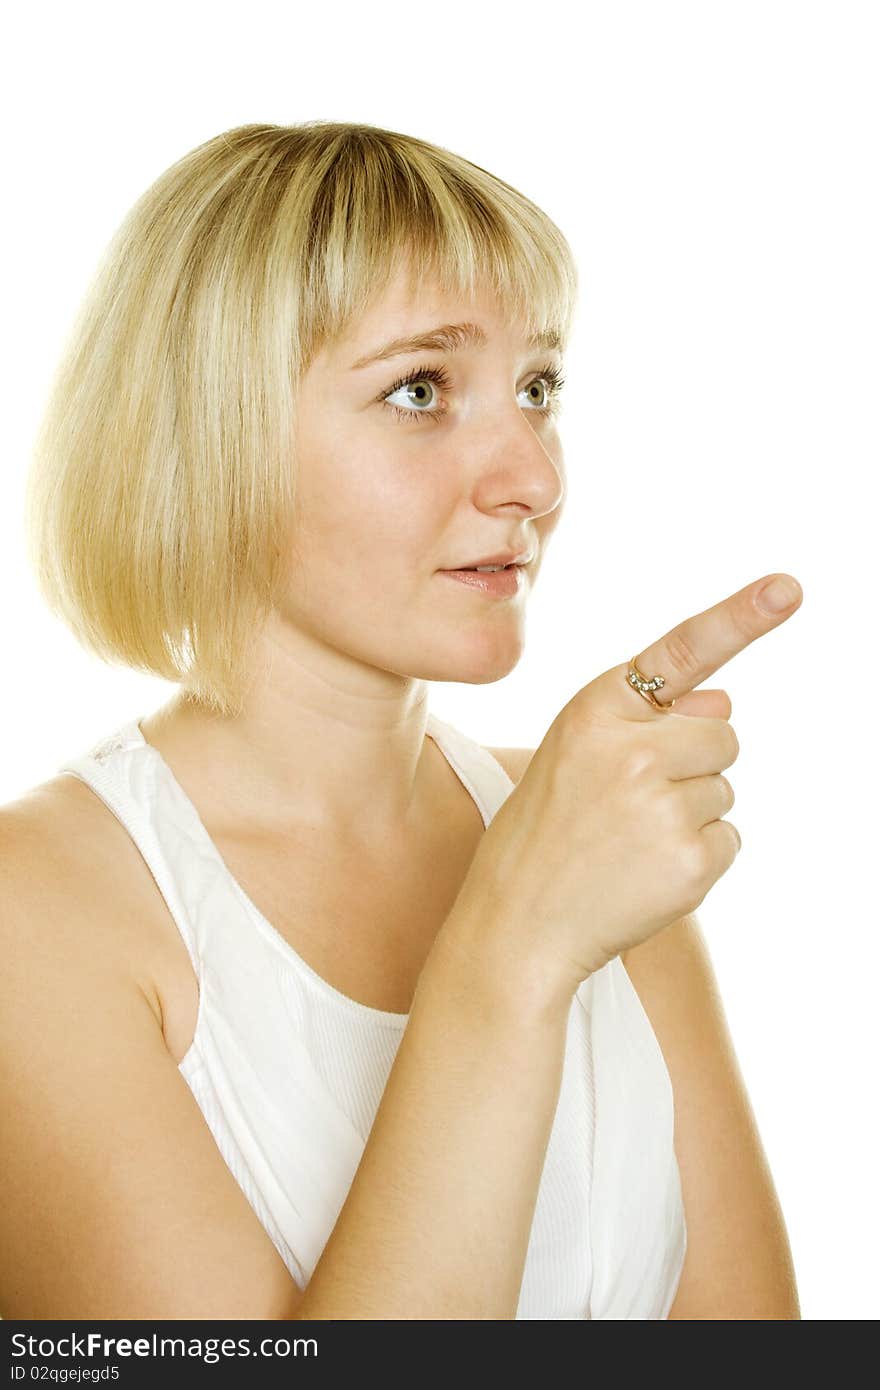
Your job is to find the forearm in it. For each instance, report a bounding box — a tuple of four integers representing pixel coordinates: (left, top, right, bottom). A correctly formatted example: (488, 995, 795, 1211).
(294, 921, 574, 1320)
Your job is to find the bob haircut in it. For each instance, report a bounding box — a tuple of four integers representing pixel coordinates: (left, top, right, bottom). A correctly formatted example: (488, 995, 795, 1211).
(25, 120, 579, 718)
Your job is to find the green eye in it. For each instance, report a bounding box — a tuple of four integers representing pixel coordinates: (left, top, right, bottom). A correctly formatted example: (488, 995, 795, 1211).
(381, 364, 452, 425)
(379, 360, 566, 425)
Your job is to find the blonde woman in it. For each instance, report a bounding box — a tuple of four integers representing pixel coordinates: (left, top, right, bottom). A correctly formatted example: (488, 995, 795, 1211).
(0, 121, 800, 1320)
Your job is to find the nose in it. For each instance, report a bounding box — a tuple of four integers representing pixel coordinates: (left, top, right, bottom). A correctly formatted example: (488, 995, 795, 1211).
(469, 408, 566, 520)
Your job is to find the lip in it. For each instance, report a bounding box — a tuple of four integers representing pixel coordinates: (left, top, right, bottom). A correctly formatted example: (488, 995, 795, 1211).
(437, 565, 527, 598)
(450, 549, 534, 569)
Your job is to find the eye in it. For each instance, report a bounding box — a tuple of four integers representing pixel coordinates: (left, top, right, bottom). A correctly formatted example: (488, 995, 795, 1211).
(377, 360, 567, 425)
(521, 373, 561, 411)
(381, 365, 452, 425)
(523, 362, 566, 415)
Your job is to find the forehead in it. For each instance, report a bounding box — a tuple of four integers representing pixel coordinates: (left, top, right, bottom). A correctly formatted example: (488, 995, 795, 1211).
(327, 263, 528, 363)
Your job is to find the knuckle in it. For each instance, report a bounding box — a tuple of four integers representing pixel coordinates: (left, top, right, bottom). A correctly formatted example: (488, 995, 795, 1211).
(716, 720, 739, 766)
(553, 702, 587, 749)
(718, 773, 735, 810)
(727, 723, 741, 763)
(678, 836, 713, 886)
(621, 743, 660, 781)
(656, 784, 688, 831)
(662, 626, 702, 680)
(559, 692, 601, 740)
(730, 600, 758, 646)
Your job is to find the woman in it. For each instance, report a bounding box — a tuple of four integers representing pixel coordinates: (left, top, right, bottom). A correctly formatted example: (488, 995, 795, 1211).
(1, 121, 800, 1319)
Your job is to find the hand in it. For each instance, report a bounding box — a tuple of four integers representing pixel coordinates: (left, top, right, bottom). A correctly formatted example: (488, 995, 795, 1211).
(450, 572, 804, 998)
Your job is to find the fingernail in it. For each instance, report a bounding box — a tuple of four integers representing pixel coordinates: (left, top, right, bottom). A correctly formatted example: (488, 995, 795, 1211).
(756, 576, 802, 615)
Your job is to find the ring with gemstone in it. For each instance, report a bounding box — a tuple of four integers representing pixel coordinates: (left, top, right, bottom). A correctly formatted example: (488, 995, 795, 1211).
(627, 656, 676, 710)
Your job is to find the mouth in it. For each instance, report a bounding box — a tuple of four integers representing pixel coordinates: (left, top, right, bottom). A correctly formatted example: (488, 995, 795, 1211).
(437, 564, 527, 597)
(441, 548, 536, 573)
(444, 562, 521, 573)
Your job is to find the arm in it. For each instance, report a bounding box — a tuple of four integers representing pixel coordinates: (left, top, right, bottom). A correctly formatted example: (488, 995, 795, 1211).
(622, 913, 801, 1319)
(0, 797, 574, 1321)
(0, 801, 307, 1319)
(488, 745, 801, 1321)
(300, 929, 572, 1319)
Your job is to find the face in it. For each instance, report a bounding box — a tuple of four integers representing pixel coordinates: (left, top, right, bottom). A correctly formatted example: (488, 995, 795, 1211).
(278, 263, 567, 685)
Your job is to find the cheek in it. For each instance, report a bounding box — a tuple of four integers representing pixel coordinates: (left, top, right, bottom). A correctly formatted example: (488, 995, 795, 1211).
(292, 443, 449, 578)
(367, 466, 449, 551)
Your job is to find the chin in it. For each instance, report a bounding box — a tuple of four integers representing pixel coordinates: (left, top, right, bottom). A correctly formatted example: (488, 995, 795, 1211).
(400, 631, 525, 685)
(462, 664, 520, 686)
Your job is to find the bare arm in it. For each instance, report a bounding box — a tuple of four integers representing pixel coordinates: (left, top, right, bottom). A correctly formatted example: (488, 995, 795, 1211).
(297, 924, 573, 1320)
(0, 797, 574, 1321)
(490, 746, 801, 1320)
(622, 912, 801, 1319)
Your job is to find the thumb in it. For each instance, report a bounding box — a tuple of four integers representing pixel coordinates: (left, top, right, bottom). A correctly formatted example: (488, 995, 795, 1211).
(667, 688, 732, 719)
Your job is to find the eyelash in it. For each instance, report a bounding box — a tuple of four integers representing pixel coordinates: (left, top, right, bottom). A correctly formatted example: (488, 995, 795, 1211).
(378, 361, 566, 426)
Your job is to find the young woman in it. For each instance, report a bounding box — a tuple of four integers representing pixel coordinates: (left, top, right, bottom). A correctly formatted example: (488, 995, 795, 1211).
(1, 121, 801, 1320)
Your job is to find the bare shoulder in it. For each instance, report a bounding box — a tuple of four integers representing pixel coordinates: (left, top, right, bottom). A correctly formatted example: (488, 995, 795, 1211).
(0, 777, 305, 1318)
(0, 774, 109, 905)
(484, 747, 537, 786)
(1, 771, 126, 856)
(0, 775, 164, 1020)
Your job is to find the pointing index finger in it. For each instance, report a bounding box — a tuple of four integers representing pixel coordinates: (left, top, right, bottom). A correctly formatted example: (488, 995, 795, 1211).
(629, 573, 803, 711)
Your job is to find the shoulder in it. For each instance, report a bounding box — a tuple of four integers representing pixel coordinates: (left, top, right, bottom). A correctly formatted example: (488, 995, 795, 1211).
(0, 777, 164, 1024)
(0, 774, 137, 904)
(0, 777, 89, 887)
(0, 783, 306, 1319)
(484, 747, 536, 786)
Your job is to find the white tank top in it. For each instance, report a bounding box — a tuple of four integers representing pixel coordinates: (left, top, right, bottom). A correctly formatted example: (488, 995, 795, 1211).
(57, 710, 686, 1320)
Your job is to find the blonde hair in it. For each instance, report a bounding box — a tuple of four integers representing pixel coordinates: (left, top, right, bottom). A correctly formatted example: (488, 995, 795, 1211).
(25, 120, 579, 718)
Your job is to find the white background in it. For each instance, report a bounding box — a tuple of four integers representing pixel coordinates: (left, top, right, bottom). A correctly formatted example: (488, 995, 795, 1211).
(3, 0, 877, 1320)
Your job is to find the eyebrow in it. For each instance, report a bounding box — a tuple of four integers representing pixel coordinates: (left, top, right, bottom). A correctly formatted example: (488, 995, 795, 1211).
(349, 320, 563, 370)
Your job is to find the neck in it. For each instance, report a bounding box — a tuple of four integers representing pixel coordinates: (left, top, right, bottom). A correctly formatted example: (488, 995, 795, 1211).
(139, 620, 435, 841)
